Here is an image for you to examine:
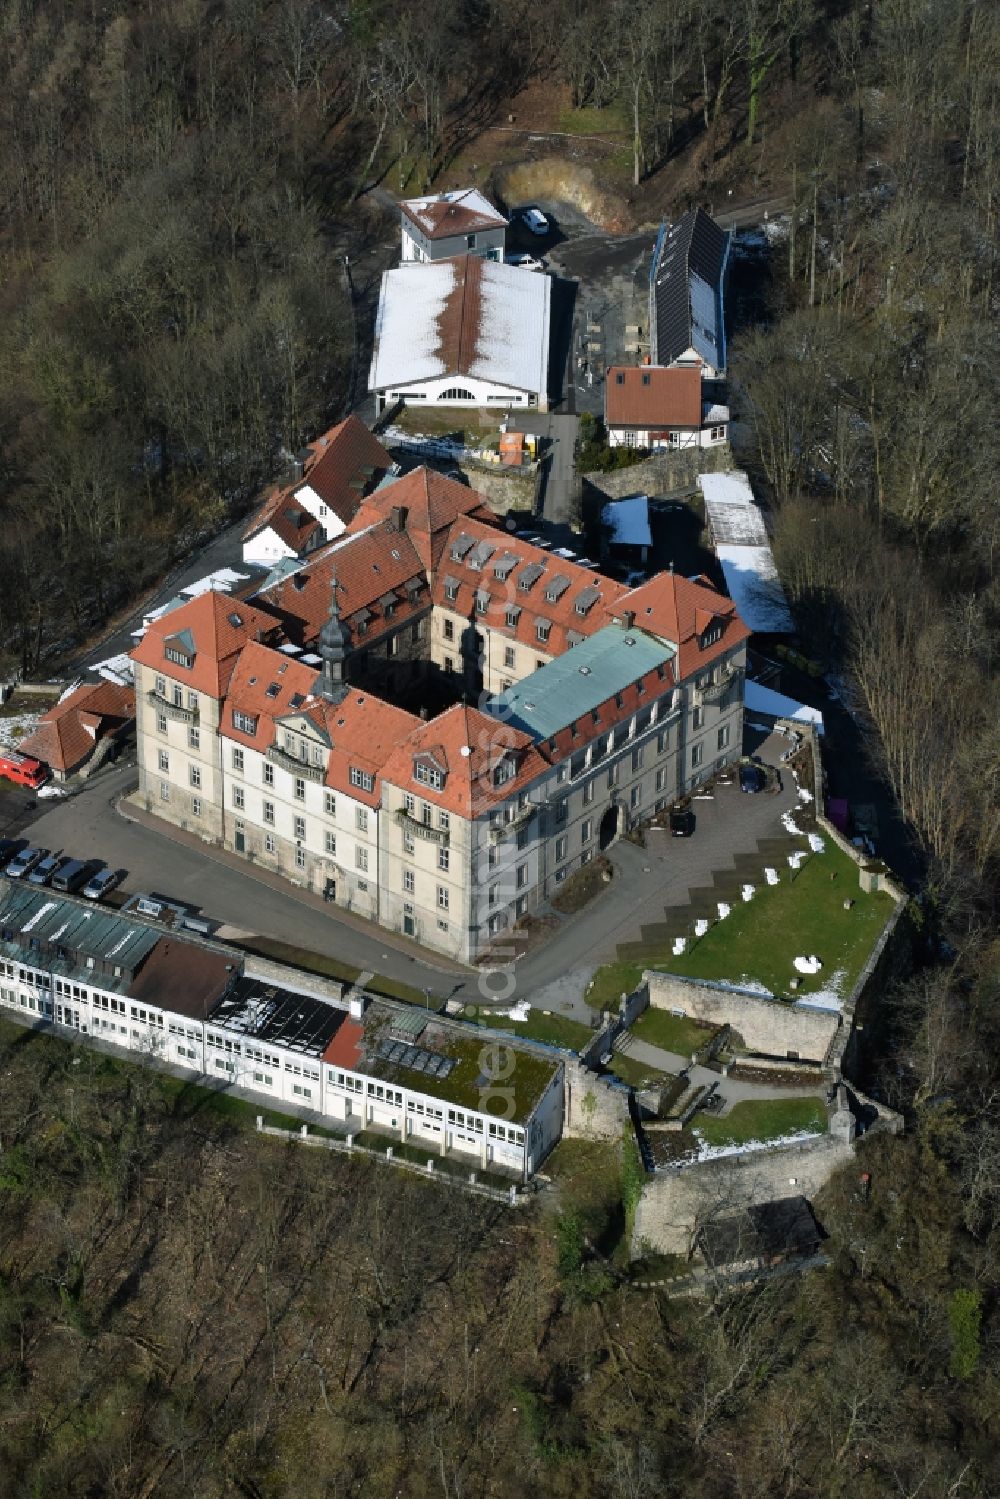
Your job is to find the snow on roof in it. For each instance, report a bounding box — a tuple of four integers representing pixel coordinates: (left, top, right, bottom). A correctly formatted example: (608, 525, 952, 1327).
(92, 653, 135, 686)
(602, 495, 653, 549)
(744, 679, 824, 734)
(400, 187, 507, 238)
(368, 259, 457, 389)
(703, 402, 730, 423)
(368, 257, 550, 397)
(180, 568, 249, 598)
(699, 470, 768, 545)
(715, 544, 795, 632)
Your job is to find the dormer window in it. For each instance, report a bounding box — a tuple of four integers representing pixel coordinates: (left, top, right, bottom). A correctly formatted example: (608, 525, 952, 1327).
(414, 760, 444, 790)
(536, 619, 551, 644)
(165, 646, 193, 669)
(701, 623, 723, 647)
(493, 756, 516, 787)
(233, 711, 258, 735)
(444, 576, 459, 602)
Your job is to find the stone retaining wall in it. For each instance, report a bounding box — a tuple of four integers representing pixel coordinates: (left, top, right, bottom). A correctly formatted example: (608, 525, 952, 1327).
(645, 972, 841, 1063)
(632, 1135, 854, 1257)
(563, 1056, 631, 1140)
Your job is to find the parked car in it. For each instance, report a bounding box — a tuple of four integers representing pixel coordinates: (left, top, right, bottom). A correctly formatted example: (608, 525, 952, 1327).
(505, 253, 546, 270)
(520, 207, 548, 236)
(28, 853, 66, 886)
(739, 763, 767, 794)
(51, 858, 100, 894)
(669, 807, 696, 837)
(82, 866, 123, 901)
(5, 846, 48, 879)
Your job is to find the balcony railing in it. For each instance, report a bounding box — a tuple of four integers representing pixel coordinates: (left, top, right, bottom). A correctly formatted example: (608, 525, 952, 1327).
(395, 808, 449, 845)
(147, 689, 198, 725)
(696, 666, 743, 705)
(489, 806, 534, 844)
(266, 744, 324, 781)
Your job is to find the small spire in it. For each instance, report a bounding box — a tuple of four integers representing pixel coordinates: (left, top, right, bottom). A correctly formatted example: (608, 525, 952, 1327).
(313, 568, 350, 704)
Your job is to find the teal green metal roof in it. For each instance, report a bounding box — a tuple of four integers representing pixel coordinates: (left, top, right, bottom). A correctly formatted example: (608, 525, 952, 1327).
(487, 624, 675, 741)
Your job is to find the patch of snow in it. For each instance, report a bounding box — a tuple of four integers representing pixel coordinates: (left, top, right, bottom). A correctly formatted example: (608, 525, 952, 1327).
(36, 785, 68, 799)
(796, 968, 848, 1014)
(788, 851, 805, 870)
(694, 918, 709, 937)
(691, 1127, 822, 1163)
(672, 937, 686, 955)
(764, 867, 779, 885)
(0, 713, 43, 749)
(602, 495, 652, 549)
(496, 999, 531, 1022)
(710, 976, 774, 997)
(92, 653, 135, 686)
(798, 787, 813, 803)
(715, 544, 796, 632)
(741, 883, 755, 901)
(717, 902, 731, 921)
(793, 954, 822, 974)
(807, 832, 826, 853)
(746, 680, 824, 733)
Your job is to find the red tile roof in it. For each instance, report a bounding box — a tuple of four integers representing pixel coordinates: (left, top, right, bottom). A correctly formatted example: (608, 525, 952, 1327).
(400, 189, 507, 240)
(243, 417, 391, 549)
(299, 415, 392, 520)
(131, 592, 281, 698)
(611, 572, 750, 678)
(604, 365, 703, 429)
(349, 467, 497, 571)
(381, 703, 549, 819)
(19, 681, 135, 774)
(431, 517, 627, 656)
(223, 642, 422, 807)
(259, 524, 427, 651)
(322, 1015, 365, 1068)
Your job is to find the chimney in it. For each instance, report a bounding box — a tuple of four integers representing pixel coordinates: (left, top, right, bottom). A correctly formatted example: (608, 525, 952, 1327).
(390, 505, 407, 532)
(622, 610, 635, 630)
(349, 992, 369, 1020)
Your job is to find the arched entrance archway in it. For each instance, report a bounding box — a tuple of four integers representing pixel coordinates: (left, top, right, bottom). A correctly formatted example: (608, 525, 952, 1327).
(599, 804, 622, 852)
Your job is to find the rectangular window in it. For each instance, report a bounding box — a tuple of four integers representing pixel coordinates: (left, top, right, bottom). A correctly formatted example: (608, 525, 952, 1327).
(717, 724, 731, 751)
(232, 747, 245, 773)
(438, 810, 449, 830)
(555, 835, 567, 861)
(265, 833, 276, 854)
(233, 786, 245, 810)
(692, 705, 705, 730)
(158, 749, 169, 772)
(294, 815, 306, 840)
(350, 768, 375, 793)
(356, 846, 369, 873)
(437, 885, 449, 910)
(156, 712, 167, 734)
(263, 800, 275, 825)
(295, 846, 306, 869)
(503, 646, 515, 669)
(516, 862, 528, 889)
(189, 765, 201, 788)
(324, 790, 335, 815)
(356, 806, 368, 833)
(414, 761, 444, 790)
(438, 847, 450, 871)
(443, 618, 455, 640)
(188, 726, 199, 750)
(160, 781, 170, 801)
(403, 830, 415, 855)
(294, 776, 306, 801)
(324, 830, 336, 855)
(583, 780, 595, 805)
(630, 785, 641, 809)
(581, 818, 592, 844)
(232, 711, 257, 736)
(403, 869, 414, 893)
(192, 797, 202, 818)
(691, 743, 703, 768)
(155, 675, 166, 696)
(263, 761, 274, 786)
(631, 747, 643, 772)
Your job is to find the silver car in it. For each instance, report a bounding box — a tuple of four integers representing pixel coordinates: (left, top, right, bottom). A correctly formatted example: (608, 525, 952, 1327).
(5, 847, 47, 879)
(82, 866, 123, 901)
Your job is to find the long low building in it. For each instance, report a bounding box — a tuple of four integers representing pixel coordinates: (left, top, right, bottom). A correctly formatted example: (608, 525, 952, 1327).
(0, 880, 563, 1178)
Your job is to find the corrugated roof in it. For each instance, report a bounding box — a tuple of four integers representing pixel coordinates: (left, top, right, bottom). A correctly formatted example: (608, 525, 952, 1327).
(0, 882, 159, 972)
(488, 624, 676, 741)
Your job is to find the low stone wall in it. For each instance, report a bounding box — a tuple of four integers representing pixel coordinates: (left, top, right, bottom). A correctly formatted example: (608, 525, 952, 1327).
(454, 461, 537, 514)
(645, 972, 841, 1063)
(563, 1056, 631, 1140)
(632, 1134, 854, 1257)
(582, 443, 732, 503)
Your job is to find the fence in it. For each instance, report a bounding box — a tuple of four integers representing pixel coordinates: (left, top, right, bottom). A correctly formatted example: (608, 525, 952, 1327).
(255, 1118, 530, 1206)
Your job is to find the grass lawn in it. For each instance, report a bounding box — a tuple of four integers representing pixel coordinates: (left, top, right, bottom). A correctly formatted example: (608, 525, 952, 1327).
(586, 959, 644, 1011)
(234, 937, 432, 1007)
(461, 1007, 592, 1053)
(631, 1007, 718, 1058)
(391, 405, 500, 444)
(557, 103, 629, 138)
(586, 840, 894, 1009)
(666, 840, 894, 1000)
(695, 1095, 827, 1148)
(605, 1051, 674, 1090)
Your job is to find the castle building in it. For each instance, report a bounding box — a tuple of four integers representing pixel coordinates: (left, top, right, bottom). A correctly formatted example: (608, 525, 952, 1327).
(132, 467, 750, 963)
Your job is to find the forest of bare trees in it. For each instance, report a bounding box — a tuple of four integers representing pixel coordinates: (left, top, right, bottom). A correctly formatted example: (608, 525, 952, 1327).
(0, 2, 997, 1491)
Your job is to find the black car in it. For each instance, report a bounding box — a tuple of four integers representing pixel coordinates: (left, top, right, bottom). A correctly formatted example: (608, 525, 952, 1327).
(739, 763, 767, 794)
(669, 807, 696, 837)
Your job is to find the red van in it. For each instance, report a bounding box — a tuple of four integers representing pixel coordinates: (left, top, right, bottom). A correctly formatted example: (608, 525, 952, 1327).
(0, 750, 50, 789)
